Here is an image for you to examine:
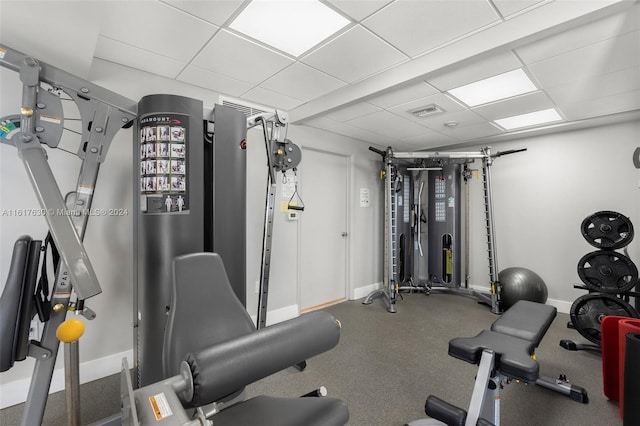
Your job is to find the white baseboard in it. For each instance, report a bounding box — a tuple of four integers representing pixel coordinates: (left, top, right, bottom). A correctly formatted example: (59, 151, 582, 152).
(250, 304, 299, 327)
(352, 282, 382, 300)
(468, 284, 572, 314)
(0, 349, 133, 409)
(546, 298, 572, 315)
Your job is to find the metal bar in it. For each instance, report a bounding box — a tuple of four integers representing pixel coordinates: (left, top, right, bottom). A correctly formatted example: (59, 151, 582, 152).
(481, 148, 502, 314)
(465, 350, 496, 426)
(0, 44, 137, 116)
(257, 178, 277, 329)
(17, 146, 102, 299)
(64, 341, 81, 426)
(256, 117, 276, 329)
(393, 151, 485, 160)
(386, 157, 397, 313)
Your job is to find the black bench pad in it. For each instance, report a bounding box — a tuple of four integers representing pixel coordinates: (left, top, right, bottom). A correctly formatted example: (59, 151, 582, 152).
(491, 301, 556, 347)
(449, 330, 538, 382)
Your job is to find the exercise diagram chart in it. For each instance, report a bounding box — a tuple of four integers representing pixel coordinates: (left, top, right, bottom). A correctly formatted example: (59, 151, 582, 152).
(139, 114, 189, 214)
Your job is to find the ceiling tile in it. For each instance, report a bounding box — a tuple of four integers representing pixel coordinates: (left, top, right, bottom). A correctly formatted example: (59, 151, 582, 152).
(301, 25, 408, 83)
(516, 5, 640, 64)
(346, 110, 433, 140)
(411, 109, 488, 132)
(99, 1, 218, 63)
(525, 31, 640, 89)
(326, 0, 393, 21)
(472, 91, 554, 121)
(95, 37, 186, 79)
(162, 0, 245, 26)
(1, 1, 102, 78)
(325, 102, 382, 122)
(362, 0, 500, 58)
(387, 93, 467, 119)
(241, 86, 305, 111)
(367, 82, 439, 109)
(401, 129, 457, 149)
(544, 67, 640, 105)
(491, 0, 545, 18)
(260, 63, 347, 102)
(192, 30, 294, 84)
(426, 51, 522, 91)
(439, 122, 503, 141)
(556, 90, 640, 121)
(177, 65, 253, 97)
(304, 117, 393, 145)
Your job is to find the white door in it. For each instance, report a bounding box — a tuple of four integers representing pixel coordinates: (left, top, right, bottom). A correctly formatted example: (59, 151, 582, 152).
(299, 148, 349, 312)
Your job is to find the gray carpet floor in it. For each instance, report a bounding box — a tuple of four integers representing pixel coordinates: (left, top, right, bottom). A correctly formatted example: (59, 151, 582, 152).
(0, 294, 622, 425)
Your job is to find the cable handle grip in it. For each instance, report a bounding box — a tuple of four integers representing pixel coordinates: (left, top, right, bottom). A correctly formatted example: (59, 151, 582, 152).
(493, 148, 527, 158)
(368, 146, 386, 157)
(288, 205, 305, 211)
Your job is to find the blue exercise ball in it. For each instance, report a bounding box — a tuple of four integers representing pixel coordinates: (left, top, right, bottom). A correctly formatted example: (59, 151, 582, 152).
(499, 267, 548, 309)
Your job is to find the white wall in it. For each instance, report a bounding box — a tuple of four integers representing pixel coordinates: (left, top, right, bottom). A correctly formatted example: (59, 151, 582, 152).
(465, 121, 640, 312)
(0, 59, 382, 407)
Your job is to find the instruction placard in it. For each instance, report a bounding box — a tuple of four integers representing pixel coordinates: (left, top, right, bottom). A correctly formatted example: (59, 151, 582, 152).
(139, 113, 189, 214)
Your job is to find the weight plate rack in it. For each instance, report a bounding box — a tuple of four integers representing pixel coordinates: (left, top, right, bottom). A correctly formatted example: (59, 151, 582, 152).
(570, 211, 639, 346)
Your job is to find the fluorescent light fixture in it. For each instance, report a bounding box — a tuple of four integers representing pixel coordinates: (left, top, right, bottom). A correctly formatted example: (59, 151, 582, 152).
(230, 0, 350, 57)
(448, 69, 537, 107)
(494, 108, 563, 130)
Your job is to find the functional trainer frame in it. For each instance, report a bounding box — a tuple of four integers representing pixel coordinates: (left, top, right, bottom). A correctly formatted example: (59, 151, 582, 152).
(364, 146, 525, 314)
(0, 44, 137, 425)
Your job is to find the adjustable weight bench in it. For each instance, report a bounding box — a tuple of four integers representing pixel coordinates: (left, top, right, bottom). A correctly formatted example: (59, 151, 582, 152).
(407, 301, 587, 426)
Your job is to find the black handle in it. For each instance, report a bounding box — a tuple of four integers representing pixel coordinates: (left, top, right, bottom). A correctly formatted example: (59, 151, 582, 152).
(288, 205, 305, 211)
(493, 148, 527, 158)
(369, 147, 386, 157)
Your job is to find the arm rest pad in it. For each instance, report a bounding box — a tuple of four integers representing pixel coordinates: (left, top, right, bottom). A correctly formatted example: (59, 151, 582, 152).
(185, 311, 340, 406)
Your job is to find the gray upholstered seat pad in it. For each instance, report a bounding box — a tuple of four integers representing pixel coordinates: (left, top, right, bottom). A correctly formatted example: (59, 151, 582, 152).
(491, 300, 556, 346)
(210, 395, 349, 426)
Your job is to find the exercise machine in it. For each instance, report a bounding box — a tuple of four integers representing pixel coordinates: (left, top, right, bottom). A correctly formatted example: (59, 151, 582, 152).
(1, 44, 341, 425)
(364, 146, 525, 314)
(406, 301, 587, 426)
(0, 43, 136, 425)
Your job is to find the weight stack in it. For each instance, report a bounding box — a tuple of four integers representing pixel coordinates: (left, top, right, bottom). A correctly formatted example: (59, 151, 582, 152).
(134, 96, 247, 387)
(623, 333, 640, 425)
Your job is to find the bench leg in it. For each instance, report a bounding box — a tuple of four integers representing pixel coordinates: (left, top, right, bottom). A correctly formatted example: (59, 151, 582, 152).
(536, 375, 589, 403)
(467, 350, 500, 426)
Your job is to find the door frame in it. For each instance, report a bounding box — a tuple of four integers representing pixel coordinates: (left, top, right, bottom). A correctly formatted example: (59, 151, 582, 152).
(296, 146, 352, 313)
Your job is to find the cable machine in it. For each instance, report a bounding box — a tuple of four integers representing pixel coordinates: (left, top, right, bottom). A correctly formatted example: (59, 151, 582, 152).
(363, 146, 525, 314)
(0, 44, 137, 425)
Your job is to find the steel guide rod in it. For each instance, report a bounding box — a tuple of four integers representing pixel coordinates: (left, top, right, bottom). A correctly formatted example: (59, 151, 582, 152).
(0, 44, 136, 425)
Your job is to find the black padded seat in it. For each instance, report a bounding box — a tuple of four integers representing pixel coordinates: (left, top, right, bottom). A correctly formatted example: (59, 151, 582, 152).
(210, 395, 349, 426)
(491, 301, 556, 347)
(448, 330, 538, 382)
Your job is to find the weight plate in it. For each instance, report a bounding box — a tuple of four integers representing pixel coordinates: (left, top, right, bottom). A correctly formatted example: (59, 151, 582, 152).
(577, 251, 638, 294)
(570, 293, 639, 345)
(581, 211, 634, 249)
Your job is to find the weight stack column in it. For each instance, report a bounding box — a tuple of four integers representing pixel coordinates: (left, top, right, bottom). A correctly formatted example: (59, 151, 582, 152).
(134, 95, 204, 387)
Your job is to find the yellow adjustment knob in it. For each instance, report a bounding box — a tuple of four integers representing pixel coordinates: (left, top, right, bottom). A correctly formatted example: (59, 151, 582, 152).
(56, 318, 85, 343)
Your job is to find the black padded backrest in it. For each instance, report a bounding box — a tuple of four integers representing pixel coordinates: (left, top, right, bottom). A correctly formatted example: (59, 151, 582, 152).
(163, 253, 256, 378)
(0, 236, 38, 372)
(15, 240, 42, 361)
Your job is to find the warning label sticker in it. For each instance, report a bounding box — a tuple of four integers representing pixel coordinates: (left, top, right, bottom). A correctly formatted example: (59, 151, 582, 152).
(149, 392, 173, 421)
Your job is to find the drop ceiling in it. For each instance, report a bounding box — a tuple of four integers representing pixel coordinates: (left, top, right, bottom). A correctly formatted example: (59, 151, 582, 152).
(1, 0, 639, 150)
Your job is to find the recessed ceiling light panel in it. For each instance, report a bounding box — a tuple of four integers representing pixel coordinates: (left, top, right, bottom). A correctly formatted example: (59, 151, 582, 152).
(447, 69, 538, 107)
(494, 108, 563, 130)
(230, 0, 350, 57)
